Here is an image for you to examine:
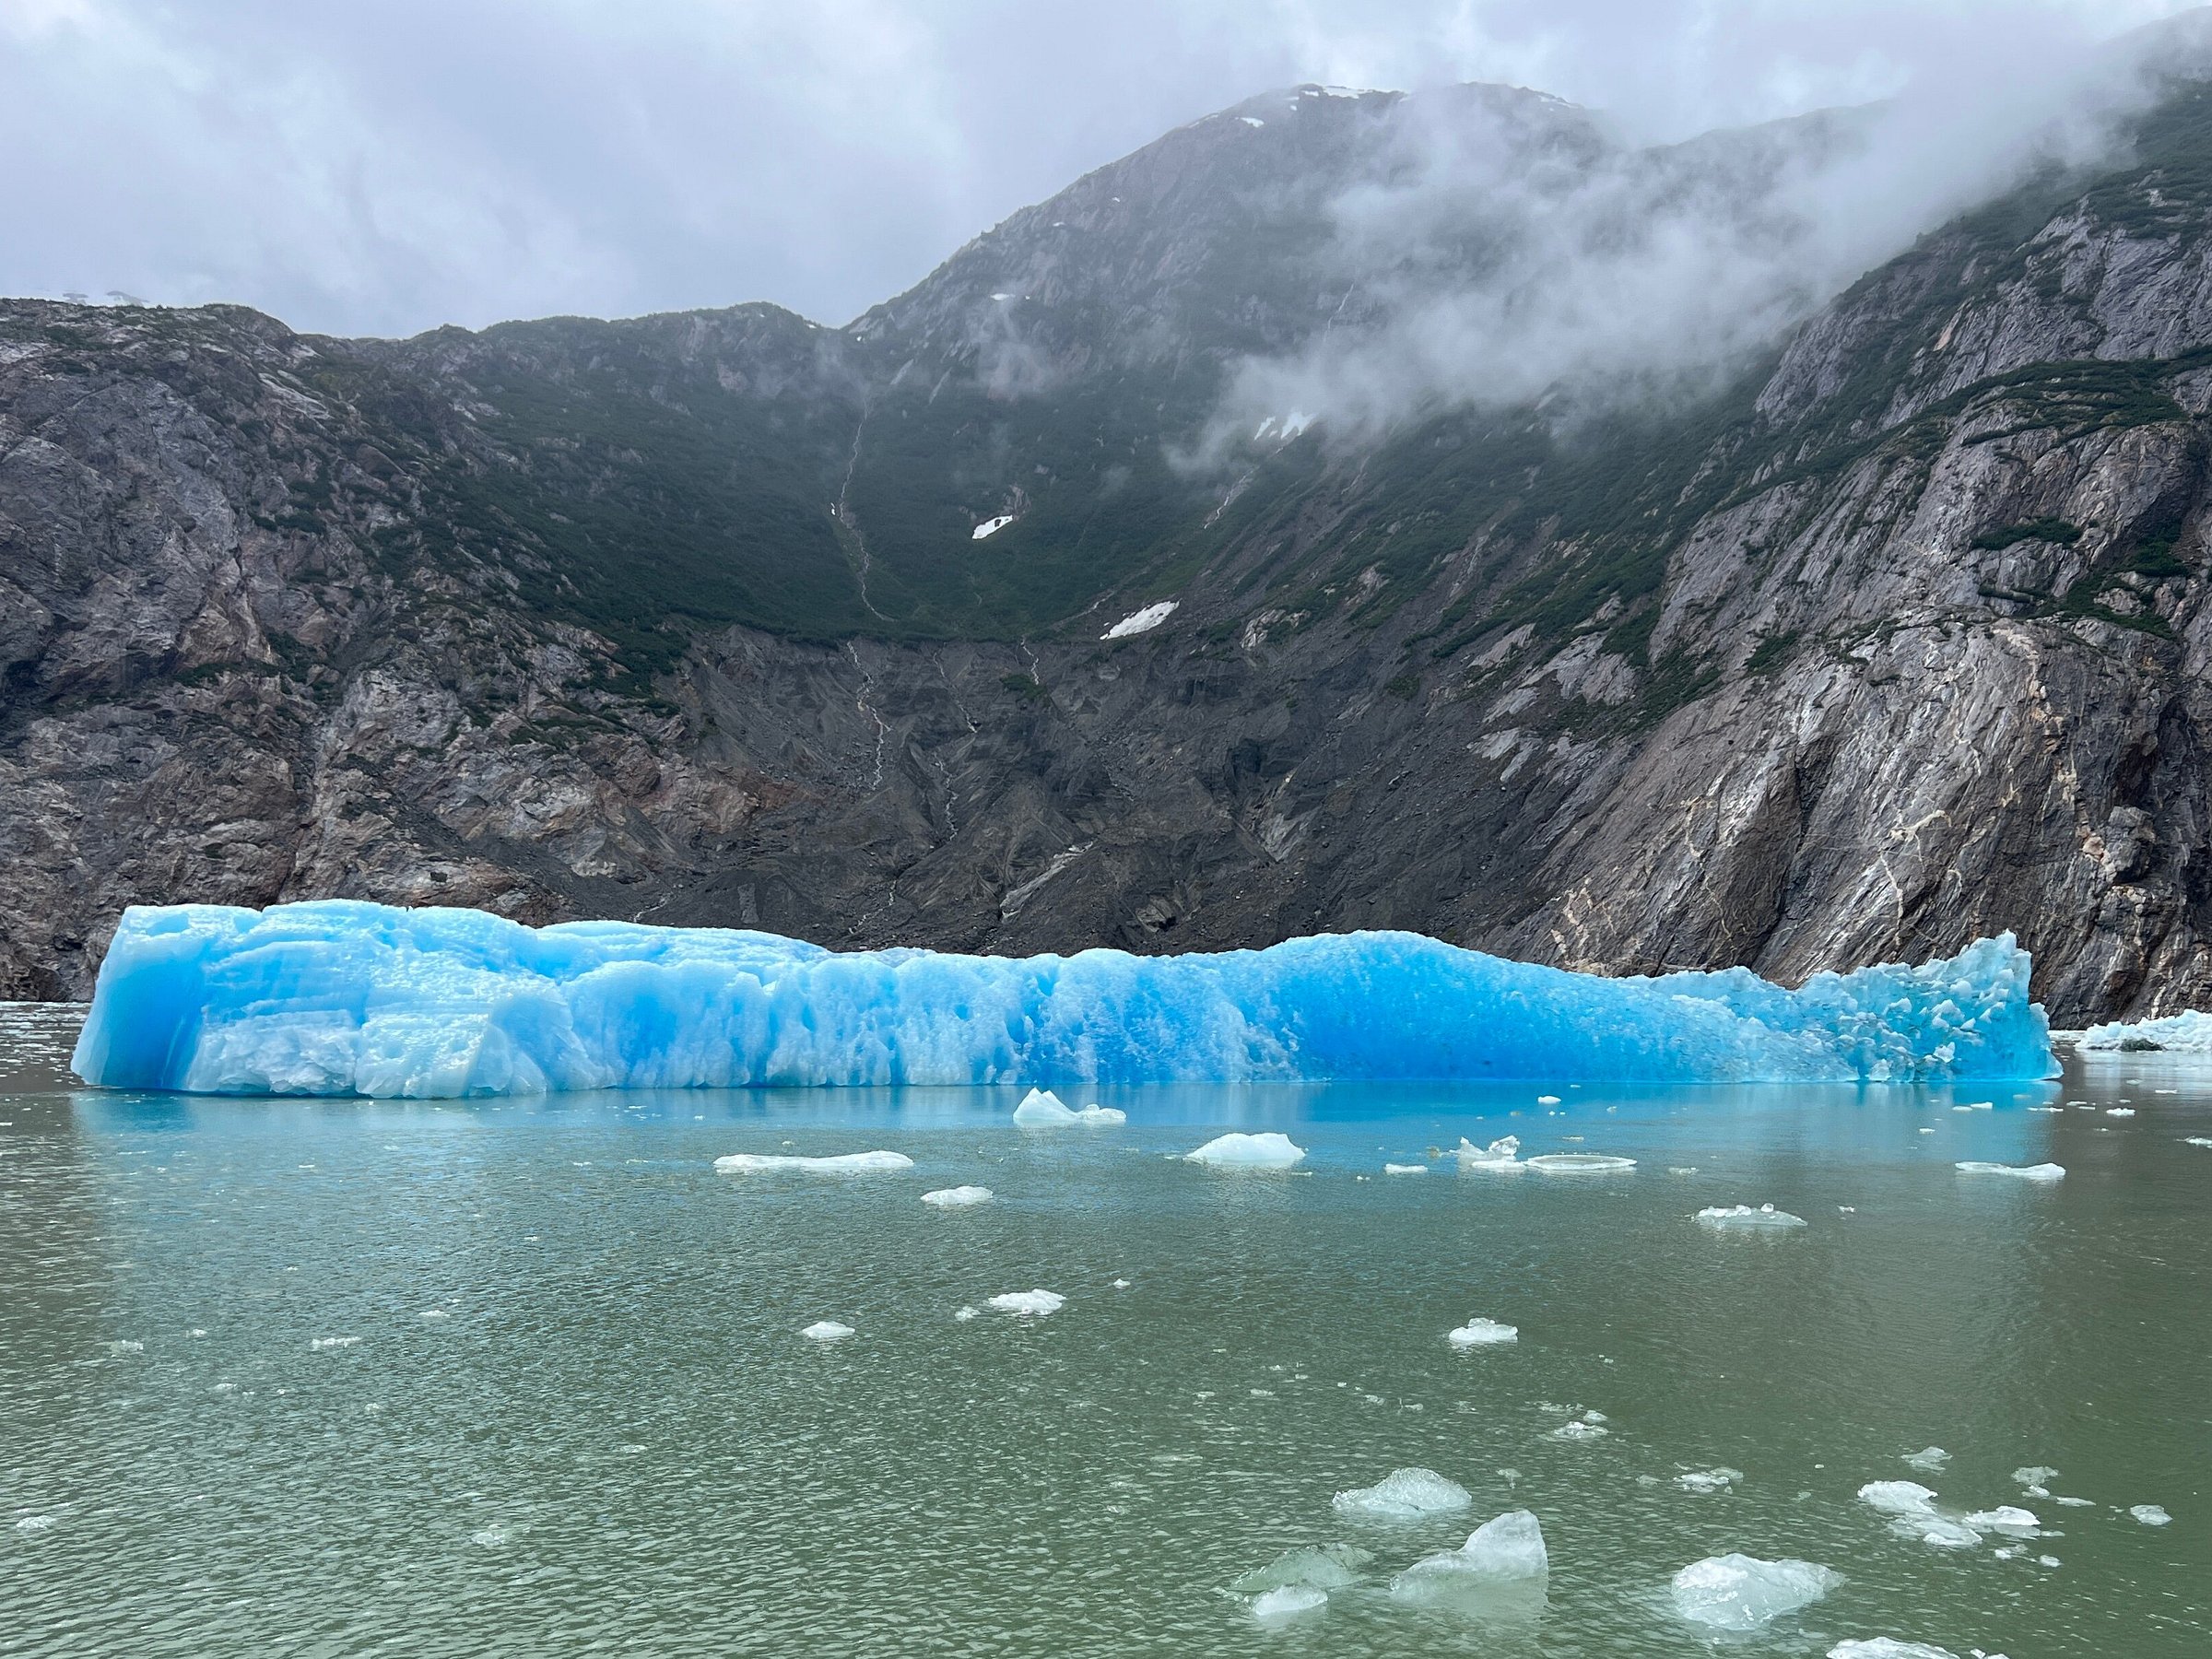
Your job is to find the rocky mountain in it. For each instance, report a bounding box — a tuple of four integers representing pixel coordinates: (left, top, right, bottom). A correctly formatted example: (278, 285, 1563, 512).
(9, 68, 2212, 1020)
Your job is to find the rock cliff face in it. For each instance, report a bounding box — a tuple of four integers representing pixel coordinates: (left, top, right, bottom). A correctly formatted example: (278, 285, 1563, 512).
(9, 77, 2212, 1018)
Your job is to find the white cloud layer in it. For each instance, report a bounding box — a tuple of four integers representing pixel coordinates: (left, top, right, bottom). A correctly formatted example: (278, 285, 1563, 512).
(0, 0, 2199, 335)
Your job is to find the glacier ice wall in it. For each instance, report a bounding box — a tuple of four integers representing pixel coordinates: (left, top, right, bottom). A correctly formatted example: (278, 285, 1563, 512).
(71, 900, 2054, 1098)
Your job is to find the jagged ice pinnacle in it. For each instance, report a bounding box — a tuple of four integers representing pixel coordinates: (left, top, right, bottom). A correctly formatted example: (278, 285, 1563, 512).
(71, 900, 2055, 1098)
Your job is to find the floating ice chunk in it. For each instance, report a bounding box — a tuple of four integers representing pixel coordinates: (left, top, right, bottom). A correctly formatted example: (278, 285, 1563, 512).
(1332, 1467, 1472, 1519)
(1229, 1543, 1372, 1594)
(15, 1516, 56, 1533)
(2038, 1553, 2060, 1567)
(2080, 1008, 2212, 1052)
(1184, 1132, 1305, 1169)
(1954, 1161, 2065, 1182)
(1012, 1088, 1124, 1126)
(1527, 1153, 1635, 1173)
(1911, 1518, 1983, 1549)
(72, 903, 2056, 1097)
(2012, 1466, 2059, 1486)
(953, 1306, 979, 1322)
(1249, 1584, 1326, 1621)
(1697, 1204, 1806, 1230)
(470, 1524, 511, 1547)
(2185, 1137, 2212, 1148)
(971, 514, 1015, 541)
(715, 1150, 913, 1174)
(1671, 1554, 1839, 1630)
(802, 1321, 854, 1343)
(1535, 1094, 1561, 1104)
(2105, 1107, 2136, 1117)
(1550, 1418, 1608, 1442)
(1102, 600, 1177, 640)
(2130, 1504, 2172, 1526)
(419, 1309, 450, 1320)
(1447, 1318, 1519, 1347)
(1455, 1135, 1524, 1169)
(985, 1289, 1065, 1317)
(1383, 1162, 1428, 1175)
(103, 1339, 143, 1356)
(2053, 1495, 2092, 1507)
(1111, 1277, 1131, 1288)
(1903, 1447, 1951, 1472)
(311, 1335, 360, 1350)
(1962, 1506, 2039, 1533)
(1391, 1510, 1548, 1600)
(921, 1185, 994, 1208)
(1828, 1642, 1959, 1659)
(1858, 1481, 1940, 1517)
(1676, 1467, 1743, 1493)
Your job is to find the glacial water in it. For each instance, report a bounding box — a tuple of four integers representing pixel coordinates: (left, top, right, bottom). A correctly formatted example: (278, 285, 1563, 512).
(2, 1003, 2205, 1657)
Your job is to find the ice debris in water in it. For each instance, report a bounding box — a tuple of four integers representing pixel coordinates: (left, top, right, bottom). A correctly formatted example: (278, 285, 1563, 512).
(311, 1336, 360, 1350)
(16, 1516, 56, 1533)
(1676, 1468, 1743, 1493)
(1012, 1088, 1125, 1127)
(920, 1185, 994, 1208)
(1332, 1467, 1472, 1519)
(1455, 1135, 1523, 1169)
(1535, 1094, 1561, 1105)
(1229, 1543, 1372, 1594)
(985, 1290, 1065, 1317)
(72, 901, 2055, 1097)
(1526, 1152, 1635, 1173)
(1696, 1204, 1806, 1230)
(1383, 1162, 1428, 1174)
(1550, 1415, 1609, 1442)
(1447, 1318, 1519, 1347)
(2080, 1007, 2212, 1052)
(1183, 1132, 1305, 1169)
(715, 1150, 913, 1174)
(802, 1322, 854, 1343)
(2185, 1137, 2212, 1148)
(1671, 1554, 1840, 1630)
(1390, 1510, 1548, 1600)
(1904, 1447, 1951, 1472)
(1954, 1161, 2065, 1182)
(1962, 1506, 2039, 1533)
(1828, 1642, 1961, 1659)
(2130, 1504, 2172, 1526)
(2012, 1466, 2058, 1487)
(1248, 1585, 1327, 1622)
(2105, 1107, 2136, 1117)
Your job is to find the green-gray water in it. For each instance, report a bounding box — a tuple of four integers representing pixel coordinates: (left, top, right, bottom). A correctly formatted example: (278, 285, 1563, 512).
(2, 1004, 2205, 1656)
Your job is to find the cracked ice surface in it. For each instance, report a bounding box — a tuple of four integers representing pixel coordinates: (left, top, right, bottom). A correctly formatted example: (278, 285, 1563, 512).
(73, 900, 2055, 1098)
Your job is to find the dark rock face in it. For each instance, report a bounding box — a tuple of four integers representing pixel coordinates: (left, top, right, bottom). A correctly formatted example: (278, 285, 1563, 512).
(9, 80, 2212, 1019)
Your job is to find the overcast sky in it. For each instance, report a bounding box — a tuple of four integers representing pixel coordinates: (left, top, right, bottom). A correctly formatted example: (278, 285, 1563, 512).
(0, 0, 2196, 337)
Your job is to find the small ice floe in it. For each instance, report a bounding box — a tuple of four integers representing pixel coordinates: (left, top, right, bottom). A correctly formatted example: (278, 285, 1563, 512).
(1675, 1467, 1742, 1493)
(921, 1185, 994, 1208)
(419, 1310, 449, 1320)
(1550, 1416, 1608, 1442)
(1857, 1481, 1994, 1548)
(1447, 1318, 1519, 1347)
(2053, 1495, 2093, 1507)
(1229, 1543, 1372, 1595)
(2184, 1137, 2212, 1148)
(1667, 1166, 1700, 1175)
(1111, 1277, 1131, 1288)
(469, 1524, 511, 1547)
(985, 1289, 1065, 1317)
(1383, 1162, 1428, 1175)
(1183, 1132, 1305, 1169)
(2130, 1504, 2172, 1526)
(1827, 1642, 1961, 1659)
(1670, 1553, 1839, 1630)
(1526, 1152, 1635, 1173)
(15, 1515, 56, 1533)
(1903, 1447, 1951, 1472)
(1696, 1204, 1807, 1230)
(103, 1340, 143, 1356)
(1249, 1584, 1326, 1622)
(1101, 600, 1177, 640)
(1391, 1509, 1548, 1604)
(1961, 1506, 2040, 1534)
(311, 1336, 360, 1350)
(713, 1150, 914, 1174)
(2038, 1554, 2061, 1567)
(1012, 1088, 1124, 1127)
(802, 1321, 854, 1343)
(2105, 1107, 2136, 1117)
(1454, 1135, 1524, 1170)
(1535, 1094, 1561, 1105)
(954, 1306, 980, 1322)
(1957, 1100, 1994, 1112)
(1954, 1161, 2065, 1182)
(1332, 1467, 1471, 1519)
(2013, 1465, 2059, 1487)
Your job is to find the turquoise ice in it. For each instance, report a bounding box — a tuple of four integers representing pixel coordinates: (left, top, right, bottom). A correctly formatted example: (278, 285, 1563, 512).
(71, 900, 2055, 1098)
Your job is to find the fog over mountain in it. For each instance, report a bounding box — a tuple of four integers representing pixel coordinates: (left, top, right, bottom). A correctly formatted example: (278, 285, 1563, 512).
(0, 0, 2197, 337)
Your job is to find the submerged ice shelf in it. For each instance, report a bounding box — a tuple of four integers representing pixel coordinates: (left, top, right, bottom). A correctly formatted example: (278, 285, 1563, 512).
(72, 900, 2056, 1098)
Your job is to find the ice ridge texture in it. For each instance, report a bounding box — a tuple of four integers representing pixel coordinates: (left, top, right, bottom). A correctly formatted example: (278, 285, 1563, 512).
(73, 900, 2056, 1098)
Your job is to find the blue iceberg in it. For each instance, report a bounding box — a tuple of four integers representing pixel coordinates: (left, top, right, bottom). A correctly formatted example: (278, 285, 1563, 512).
(70, 900, 2055, 1098)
